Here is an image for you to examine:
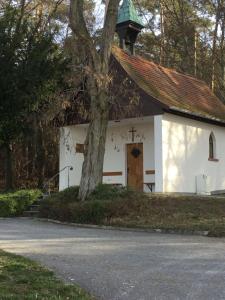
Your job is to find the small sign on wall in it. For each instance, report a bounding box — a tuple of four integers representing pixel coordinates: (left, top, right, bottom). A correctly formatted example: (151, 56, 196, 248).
(76, 143, 85, 153)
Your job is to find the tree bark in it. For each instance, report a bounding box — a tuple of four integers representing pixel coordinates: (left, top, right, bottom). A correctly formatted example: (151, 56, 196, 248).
(33, 114, 46, 189)
(79, 88, 108, 200)
(3, 143, 13, 191)
(220, 5, 225, 83)
(160, 1, 165, 65)
(211, 0, 221, 92)
(36, 124, 45, 189)
(70, 0, 120, 200)
(194, 30, 198, 77)
(27, 135, 34, 179)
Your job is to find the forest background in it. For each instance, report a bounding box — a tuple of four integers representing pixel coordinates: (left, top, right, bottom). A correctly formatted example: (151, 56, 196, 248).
(0, 0, 224, 191)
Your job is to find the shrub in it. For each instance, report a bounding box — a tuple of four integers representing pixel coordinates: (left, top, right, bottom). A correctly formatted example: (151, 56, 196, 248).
(40, 186, 80, 220)
(47, 186, 80, 203)
(41, 198, 110, 224)
(0, 189, 42, 217)
(39, 186, 225, 237)
(39, 184, 148, 224)
(71, 200, 109, 224)
(88, 184, 128, 201)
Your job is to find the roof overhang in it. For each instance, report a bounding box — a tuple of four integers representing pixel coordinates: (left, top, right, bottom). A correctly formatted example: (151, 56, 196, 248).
(167, 107, 225, 127)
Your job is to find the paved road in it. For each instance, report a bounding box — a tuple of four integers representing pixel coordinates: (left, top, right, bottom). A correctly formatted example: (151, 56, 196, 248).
(0, 219, 225, 300)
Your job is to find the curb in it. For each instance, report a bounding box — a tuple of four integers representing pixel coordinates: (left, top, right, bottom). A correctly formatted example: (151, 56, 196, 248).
(20, 217, 210, 237)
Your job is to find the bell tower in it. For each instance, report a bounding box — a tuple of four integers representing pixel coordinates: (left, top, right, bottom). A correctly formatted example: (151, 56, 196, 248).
(116, 0, 144, 55)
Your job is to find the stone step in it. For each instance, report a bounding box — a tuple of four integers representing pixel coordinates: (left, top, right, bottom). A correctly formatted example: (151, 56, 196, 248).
(211, 189, 225, 196)
(22, 193, 48, 217)
(23, 210, 39, 217)
(29, 205, 40, 211)
(32, 197, 45, 205)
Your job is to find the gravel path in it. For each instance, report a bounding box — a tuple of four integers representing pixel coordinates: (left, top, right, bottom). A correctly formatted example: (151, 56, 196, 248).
(0, 218, 225, 300)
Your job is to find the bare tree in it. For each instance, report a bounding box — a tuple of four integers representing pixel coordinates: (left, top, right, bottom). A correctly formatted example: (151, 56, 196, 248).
(211, 0, 221, 92)
(160, 0, 165, 65)
(69, 0, 120, 200)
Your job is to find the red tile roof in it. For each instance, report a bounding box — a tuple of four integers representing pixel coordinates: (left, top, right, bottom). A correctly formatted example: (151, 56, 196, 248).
(112, 46, 225, 123)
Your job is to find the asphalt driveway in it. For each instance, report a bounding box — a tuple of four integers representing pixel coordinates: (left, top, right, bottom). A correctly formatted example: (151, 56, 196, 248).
(0, 218, 225, 300)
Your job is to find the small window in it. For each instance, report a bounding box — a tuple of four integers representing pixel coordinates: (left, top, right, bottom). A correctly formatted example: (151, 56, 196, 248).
(209, 132, 217, 160)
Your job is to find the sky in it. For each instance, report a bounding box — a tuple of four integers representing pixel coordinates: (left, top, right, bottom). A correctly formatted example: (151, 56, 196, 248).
(94, 0, 124, 30)
(94, 0, 105, 29)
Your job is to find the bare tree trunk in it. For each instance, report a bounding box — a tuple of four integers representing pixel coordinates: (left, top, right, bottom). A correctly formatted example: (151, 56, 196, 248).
(160, 1, 165, 65)
(194, 30, 198, 77)
(79, 88, 108, 200)
(220, 5, 225, 83)
(33, 114, 46, 189)
(27, 136, 34, 178)
(211, 0, 221, 92)
(36, 124, 45, 189)
(3, 143, 13, 190)
(70, 0, 120, 200)
(104, 0, 110, 21)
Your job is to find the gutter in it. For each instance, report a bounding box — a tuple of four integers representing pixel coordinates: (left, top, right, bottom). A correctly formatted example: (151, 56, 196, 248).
(167, 106, 225, 127)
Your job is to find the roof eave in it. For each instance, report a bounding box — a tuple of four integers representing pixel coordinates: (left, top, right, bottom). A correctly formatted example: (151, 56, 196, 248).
(168, 106, 225, 127)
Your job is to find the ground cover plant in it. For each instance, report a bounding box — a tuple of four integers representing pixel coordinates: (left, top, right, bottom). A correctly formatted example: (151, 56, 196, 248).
(0, 190, 41, 217)
(0, 250, 93, 300)
(39, 185, 225, 237)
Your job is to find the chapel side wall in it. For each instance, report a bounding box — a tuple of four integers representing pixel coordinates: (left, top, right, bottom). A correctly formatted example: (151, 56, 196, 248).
(59, 126, 87, 191)
(162, 113, 225, 193)
(59, 120, 155, 191)
(154, 115, 163, 192)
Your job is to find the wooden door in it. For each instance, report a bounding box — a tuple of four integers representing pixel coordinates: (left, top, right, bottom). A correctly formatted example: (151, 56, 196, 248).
(127, 143, 143, 191)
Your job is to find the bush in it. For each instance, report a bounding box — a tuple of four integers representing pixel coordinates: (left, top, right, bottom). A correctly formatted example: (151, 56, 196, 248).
(47, 186, 80, 203)
(39, 184, 148, 224)
(40, 197, 110, 224)
(0, 189, 42, 217)
(71, 200, 110, 224)
(88, 184, 127, 201)
(39, 185, 225, 237)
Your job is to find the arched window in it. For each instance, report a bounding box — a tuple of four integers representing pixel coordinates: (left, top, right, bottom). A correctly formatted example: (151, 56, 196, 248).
(209, 132, 216, 159)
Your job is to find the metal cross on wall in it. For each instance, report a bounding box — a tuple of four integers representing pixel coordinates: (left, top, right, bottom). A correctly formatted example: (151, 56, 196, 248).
(129, 127, 137, 142)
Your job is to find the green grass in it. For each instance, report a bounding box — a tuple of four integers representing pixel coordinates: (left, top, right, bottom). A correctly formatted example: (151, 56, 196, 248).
(0, 250, 93, 300)
(39, 185, 225, 237)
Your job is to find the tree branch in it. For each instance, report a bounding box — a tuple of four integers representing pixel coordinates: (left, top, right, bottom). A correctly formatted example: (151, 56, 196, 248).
(69, 0, 98, 66)
(100, 0, 120, 70)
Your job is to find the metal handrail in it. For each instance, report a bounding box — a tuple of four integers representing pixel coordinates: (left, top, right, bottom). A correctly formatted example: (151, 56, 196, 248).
(44, 165, 73, 195)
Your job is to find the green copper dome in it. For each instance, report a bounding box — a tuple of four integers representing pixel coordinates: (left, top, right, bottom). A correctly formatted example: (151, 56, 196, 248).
(117, 0, 144, 26)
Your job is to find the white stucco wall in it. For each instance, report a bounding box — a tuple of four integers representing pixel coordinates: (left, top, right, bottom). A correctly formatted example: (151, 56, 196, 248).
(162, 113, 225, 193)
(59, 117, 155, 191)
(154, 115, 163, 192)
(59, 126, 87, 190)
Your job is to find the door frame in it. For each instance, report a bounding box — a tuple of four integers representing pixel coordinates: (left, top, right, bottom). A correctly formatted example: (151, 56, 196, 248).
(126, 143, 144, 190)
